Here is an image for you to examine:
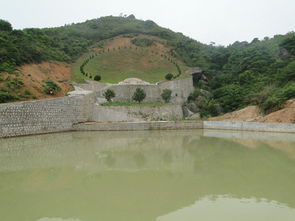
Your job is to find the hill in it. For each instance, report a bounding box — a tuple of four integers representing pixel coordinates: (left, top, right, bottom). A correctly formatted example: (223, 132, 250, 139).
(209, 99, 295, 124)
(0, 15, 294, 122)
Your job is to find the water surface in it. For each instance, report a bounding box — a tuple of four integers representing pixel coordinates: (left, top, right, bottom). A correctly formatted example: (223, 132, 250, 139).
(0, 130, 295, 221)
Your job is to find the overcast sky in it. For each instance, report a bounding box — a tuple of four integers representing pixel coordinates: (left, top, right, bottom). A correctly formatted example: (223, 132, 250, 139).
(1, 0, 295, 45)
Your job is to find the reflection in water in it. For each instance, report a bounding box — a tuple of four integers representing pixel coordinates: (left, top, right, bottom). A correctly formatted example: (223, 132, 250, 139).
(0, 130, 295, 221)
(37, 218, 81, 221)
(158, 195, 295, 221)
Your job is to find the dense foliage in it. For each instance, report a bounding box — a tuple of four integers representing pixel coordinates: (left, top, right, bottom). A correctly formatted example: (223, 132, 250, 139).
(132, 88, 146, 103)
(103, 89, 116, 102)
(43, 80, 61, 95)
(131, 37, 155, 47)
(161, 89, 172, 103)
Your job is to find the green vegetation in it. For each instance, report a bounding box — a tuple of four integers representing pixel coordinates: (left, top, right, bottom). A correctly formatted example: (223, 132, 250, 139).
(74, 46, 186, 83)
(131, 37, 155, 47)
(161, 89, 172, 103)
(43, 80, 61, 95)
(165, 73, 174, 80)
(94, 75, 101, 81)
(6, 78, 24, 90)
(101, 101, 166, 106)
(132, 88, 146, 103)
(103, 89, 116, 102)
(0, 91, 17, 103)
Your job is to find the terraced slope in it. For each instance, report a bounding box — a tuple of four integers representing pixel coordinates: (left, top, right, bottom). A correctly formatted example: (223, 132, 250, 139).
(72, 36, 189, 83)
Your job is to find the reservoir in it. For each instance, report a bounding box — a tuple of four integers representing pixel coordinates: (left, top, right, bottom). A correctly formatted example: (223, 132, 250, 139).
(0, 130, 295, 221)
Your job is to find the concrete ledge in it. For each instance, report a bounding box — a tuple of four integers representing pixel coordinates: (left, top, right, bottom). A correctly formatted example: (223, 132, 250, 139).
(204, 121, 295, 133)
(73, 121, 203, 131)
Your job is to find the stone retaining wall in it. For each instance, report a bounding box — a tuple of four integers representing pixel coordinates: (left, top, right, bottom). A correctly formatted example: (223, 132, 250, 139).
(73, 121, 203, 131)
(203, 121, 295, 133)
(91, 104, 183, 122)
(0, 93, 95, 138)
(92, 77, 194, 104)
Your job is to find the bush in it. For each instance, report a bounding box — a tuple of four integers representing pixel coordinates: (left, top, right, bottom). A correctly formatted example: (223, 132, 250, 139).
(188, 89, 201, 102)
(0, 19, 12, 32)
(132, 88, 146, 103)
(161, 89, 172, 103)
(43, 80, 61, 95)
(103, 89, 115, 102)
(0, 91, 17, 103)
(94, 75, 101, 81)
(261, 83, 295, 113)
(131, 38, 155, 47)
(6, 78, 24, 90)
(261, 95, 284, 113)
(165, 73, 174, 80)
(213, 84, 245, 112)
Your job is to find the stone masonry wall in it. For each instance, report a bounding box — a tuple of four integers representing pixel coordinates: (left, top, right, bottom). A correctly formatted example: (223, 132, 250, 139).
(95, 77, 194, 104)
(0, 93, 95, 138)
(91, 104, 184, 122)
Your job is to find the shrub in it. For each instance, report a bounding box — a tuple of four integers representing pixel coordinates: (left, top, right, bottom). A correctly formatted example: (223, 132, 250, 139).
(94, 75, 101, 81)
(161, 89, 172, 103)
(131, 38, 155, 47)
(261, 95, 284, 113)
(0, 91, 17, 103)
(165, 73, 174, 80)
(43, 80, 61, 95)
(188, 89, 201, 102)
(103, 89, 116, 102)
(132, 88, 146, 103)
(6, 78, 24, 90)
(261, 83, 295, 113)
(175, 63, 182, 77)
(198, 99, 221, 118)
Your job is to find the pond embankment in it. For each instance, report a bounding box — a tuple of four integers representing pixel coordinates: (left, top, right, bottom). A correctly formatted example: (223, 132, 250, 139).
(1, 82, 295, 138)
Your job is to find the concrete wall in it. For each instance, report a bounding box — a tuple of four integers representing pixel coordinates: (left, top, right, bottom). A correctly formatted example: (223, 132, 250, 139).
(203, 121, 295, 133)
(95, 77, 194, 104)
(74, 121, 203, 131)
(158, 77, 194, 104)
(0, 93, 95, 138)
(96, 84, 162, 103)
(91, 104, 183, 122)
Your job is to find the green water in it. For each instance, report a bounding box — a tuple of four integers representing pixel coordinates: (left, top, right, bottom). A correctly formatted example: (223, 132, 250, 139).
(0, 130, 295, 221)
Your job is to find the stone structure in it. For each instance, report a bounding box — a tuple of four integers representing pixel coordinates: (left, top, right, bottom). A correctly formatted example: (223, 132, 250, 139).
(203, 121, 295, 133)
(77, 77, 194, 104)
(91, 104, 183, 122)
(0, 92, 95, 138)
(74, 121, 202, 131)
(0, 77, 194, 138)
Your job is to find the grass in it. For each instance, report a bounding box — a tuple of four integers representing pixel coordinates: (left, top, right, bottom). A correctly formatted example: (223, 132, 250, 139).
(72, 42, 189, 84)
(101, 102, 168, 107)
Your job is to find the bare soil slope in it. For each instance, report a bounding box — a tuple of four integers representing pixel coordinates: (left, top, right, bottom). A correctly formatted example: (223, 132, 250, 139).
(0, 61, 73, 102)
(209, 99, 295, 124)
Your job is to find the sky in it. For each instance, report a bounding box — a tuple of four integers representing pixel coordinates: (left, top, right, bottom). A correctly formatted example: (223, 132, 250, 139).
(1, 0, 295, 45)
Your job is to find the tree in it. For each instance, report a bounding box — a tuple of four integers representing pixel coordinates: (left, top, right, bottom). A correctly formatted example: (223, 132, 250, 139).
(94, 75, 101, 81)
(132, 88, 146, 103)
(165, 73, 174, 80)
(0, 19, 12, 32)
(161, 89, 172, 103)
(103, 89, 115, 102)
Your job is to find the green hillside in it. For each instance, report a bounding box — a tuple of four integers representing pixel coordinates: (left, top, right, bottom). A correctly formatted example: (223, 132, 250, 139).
(72, 37, 189, 83)
(0, 15, 295, 118)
